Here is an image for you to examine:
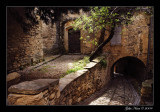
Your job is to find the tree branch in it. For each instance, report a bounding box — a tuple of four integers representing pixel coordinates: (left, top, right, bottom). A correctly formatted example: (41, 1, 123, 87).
(89, 22, 115, 61)
(110, 7, 118, 15)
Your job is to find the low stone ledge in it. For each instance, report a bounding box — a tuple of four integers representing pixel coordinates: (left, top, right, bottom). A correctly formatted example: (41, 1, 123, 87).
(141, 79, 153, 97)
(57, 57, 108, 105)
(92, 56, 105, 63)
(142, 79, 153, 88)
(7, 72, 21, 89)
(140, 79, 153, 105)
(8, 92, 48, 105)
(7, 72, 21, 82)
(59, 79, 73, 91)
(59, 69, 88, 92)
(7, 56, 108, 105)
(8, 79, 59, 95)
(8, 79, 60, 105)
(84, 62, 97, 69)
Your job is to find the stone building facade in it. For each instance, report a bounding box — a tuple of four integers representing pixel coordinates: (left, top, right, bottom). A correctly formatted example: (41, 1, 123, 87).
(41, 22, 58, 56)
(63, 11, 153, 80)
(63, 20, 99, 54)
(7, 7, 153, 80)
(7, 7, 43, 73)
(7, 7, 59, 73)
(102, 12, 153, 80)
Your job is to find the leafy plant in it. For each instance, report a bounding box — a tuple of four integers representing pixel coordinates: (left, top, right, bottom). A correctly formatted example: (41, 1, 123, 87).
(100, 59, 107, 67)
(71, 6, 153, 61)
(65, 56, 90, 75)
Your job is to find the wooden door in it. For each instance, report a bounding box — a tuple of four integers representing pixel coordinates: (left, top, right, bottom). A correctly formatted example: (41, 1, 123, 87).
(68, 29, 80, 53)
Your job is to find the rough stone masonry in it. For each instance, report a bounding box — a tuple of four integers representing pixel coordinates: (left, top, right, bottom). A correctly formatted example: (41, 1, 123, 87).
(8, 79, 60, 105)
(7, 57, 109, 105)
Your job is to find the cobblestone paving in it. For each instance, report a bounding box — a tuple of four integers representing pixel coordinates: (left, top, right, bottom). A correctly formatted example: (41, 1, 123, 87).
(21, 55, 86, 80)
(78, 76, 140, 105)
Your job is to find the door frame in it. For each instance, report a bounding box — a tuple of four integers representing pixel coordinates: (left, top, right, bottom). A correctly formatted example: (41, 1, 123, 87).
(64, 21, 81, 53)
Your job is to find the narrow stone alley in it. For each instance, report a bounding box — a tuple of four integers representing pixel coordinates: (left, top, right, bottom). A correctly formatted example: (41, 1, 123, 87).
(77, 76, 140, 105)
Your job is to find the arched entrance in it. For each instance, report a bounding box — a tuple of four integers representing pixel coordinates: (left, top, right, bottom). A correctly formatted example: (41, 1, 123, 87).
(68, 28, 81, 53)
(111, 56, 146, 83)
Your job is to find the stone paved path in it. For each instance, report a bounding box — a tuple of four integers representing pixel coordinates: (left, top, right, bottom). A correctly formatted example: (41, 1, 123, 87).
(20, 55, 86, 81)
(77, 76, 140, 105)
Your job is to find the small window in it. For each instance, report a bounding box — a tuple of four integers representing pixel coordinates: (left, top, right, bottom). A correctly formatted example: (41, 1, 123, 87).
(111, 26, 121, 45)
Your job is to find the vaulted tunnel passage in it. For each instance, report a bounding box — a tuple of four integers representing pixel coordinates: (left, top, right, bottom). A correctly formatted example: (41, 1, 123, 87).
(111, 56, 146, 83)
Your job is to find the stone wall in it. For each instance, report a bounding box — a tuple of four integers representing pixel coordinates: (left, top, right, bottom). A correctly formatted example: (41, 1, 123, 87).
(63, 12, 153, 65)
(103, 12, 151, 64)
(62, 9, 99, 54)
(41, 22, 59, 56)
(80, 30, 100, 54)
(63, 12, 153, 82)
(57, 57, 109, 105)
(64, 20, 100, 54)
(7, 7, 60, 73)
(102, 12, 153, 79)
(7, 7, 44, 73)
(63, 12, 153, 80)
(8, 79, 60, 105)
(7, 72, 21, 92)
(147, 15, 154, 79)
(64, 12, 152, 71)
(140, 79, 153, 105)
(7, 56, 110, 105)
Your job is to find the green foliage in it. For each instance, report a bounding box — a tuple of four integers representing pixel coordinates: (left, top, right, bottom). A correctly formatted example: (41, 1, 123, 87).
(72, 7, 112, 32)
(66, 66, 82, 74)
(65, 56, 90, 75)
(72, 7, 134, 46)
(100, 59, 107, 67)
(72, 6, 153, 46)
(80, 36, 83, 40)
(135, 6, 153, 15)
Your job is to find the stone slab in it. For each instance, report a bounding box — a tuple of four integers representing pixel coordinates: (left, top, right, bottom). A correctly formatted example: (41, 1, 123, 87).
(59, 84, 67, 92)
(92, 56, 105, 63)
(7, 72, 21, 82)
(142, 79, 153, 88)
(59, 78, 73, 85)
(8, 79, 59, 95)
(63, 69, 88, 79)
(59, 69, 88, 92)
(84, 62, 97, 69)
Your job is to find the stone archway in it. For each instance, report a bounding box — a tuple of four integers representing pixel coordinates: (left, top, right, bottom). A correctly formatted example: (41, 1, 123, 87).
(110, 56, 146, 82)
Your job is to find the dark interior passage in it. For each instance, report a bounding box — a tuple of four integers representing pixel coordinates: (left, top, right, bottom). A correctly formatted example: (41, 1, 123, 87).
(68, 28, 80, 53)
(111, 56, 146, 82)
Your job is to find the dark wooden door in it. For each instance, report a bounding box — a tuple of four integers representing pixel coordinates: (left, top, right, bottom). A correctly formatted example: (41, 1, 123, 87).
(68, 29, 80, 53)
